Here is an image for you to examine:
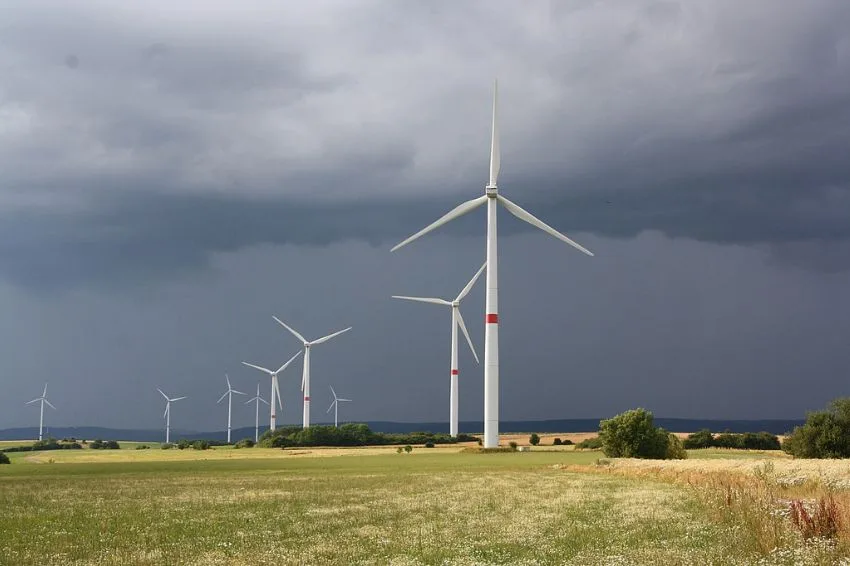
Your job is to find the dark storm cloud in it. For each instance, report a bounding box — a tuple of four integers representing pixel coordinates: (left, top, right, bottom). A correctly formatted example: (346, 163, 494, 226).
(2, 0, 850, 288)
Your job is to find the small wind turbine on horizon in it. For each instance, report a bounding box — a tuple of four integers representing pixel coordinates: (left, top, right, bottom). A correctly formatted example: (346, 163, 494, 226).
(26, 383, 56, 441)
(391, 80, 594, 448)
(217, 374, 246, 444)
(326, 385, 352, 428)
(157, 388, 186, 445)
(272, 317, 352, 429)
(393, 262, 485, 437)
(241, 351, 301, 431)
(245, 382, 269, 443)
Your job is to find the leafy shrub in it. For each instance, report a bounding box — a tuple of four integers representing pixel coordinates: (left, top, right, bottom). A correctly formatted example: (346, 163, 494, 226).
(135, 445, 150, 450)
(396, 447, 403, 454)
(403, 445, 413, 454)
(576, 436, 603, 450)
(552, 438, 562, 446)
(599, 408, 681, 460)
(176, 439, 191, 450)
(0, 452, 9, 464)
(192, 440, 210, 450)
(665, 434, 688, 460)
(259, 424, 473, 449)
(561, 439, 574, 446)
(424, 442, 435, 448)
(90, 439, 120, 450)
(683, 429, 714, 449)
(529, 433, 540, 446)
(784, 399, 850, 459)
(508, 441, 518, 451)
(161, 443, 174, 450)
(30, 438, 81, 451)
(234, 438, 255, 449)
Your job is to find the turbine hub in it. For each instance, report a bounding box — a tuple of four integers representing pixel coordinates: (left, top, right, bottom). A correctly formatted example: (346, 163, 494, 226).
(485, 185, 498, 197)
(452, 300, 460, 307)
(304, 343, 310, 348)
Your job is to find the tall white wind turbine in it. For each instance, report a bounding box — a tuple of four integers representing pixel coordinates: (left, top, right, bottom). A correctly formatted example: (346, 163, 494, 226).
(392, 262, 485, 437)
(272, 317, 352, 429)
(241, 351, 301, 432)
(217, 374, 246, 444)
(26, 383, 56, 441)
(391, 80, 594, 448)
(326, 385, 352, 428)
(157, 388, 186, 445)
(245, 382, 270, 443)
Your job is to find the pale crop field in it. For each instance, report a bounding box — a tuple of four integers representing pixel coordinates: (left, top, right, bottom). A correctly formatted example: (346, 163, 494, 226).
(1, 447, 848, 565)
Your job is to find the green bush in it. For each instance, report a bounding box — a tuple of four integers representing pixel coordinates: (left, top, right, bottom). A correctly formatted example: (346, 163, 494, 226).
(424, 442, 435, 448)
(665, 434, 688, 460)
(135, 445, 150, 450)
(234, 438, 255, 449)
(529, 433, 540, 446)
(784, 399, 850, 458)
(90, 439, 121, 450)
(258, 424, 472, 449)
(508, 441, 518, 451)
(552, 438, 562, 446)
(161, 443, 174, 450)
(403, 445, 413, 454)
(0, 452, 9, 465)
(576, 436, 602, 449)
(562, 439, 574, 446)
(192, 440, 210, 451)
(176, 439, 191, 450)
(683, 429, 714, 449)
(599, 408, 680, 460)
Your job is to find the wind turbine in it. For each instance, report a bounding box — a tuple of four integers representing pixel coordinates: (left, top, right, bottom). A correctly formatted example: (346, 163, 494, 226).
(391, 80, 594, 448)
(326, 385, 352, 428)
(26, 383, 56, 441)
(157, 388, 186, 445)
(393, 262, 485, 437)
(217, 374, 246, 444)
(272, 317, 352, 429)
(241, 351, 301, 431)
(245, 383, 269, 443)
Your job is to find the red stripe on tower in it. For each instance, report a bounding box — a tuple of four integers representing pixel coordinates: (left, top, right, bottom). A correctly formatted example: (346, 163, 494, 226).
(304, 397, 310, 401)
(451, 369, 459, 375)
(486, 314, 498, 324)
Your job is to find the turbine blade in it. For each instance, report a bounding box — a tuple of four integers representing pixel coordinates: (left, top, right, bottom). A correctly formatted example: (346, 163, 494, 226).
(231, 389, 247, 396)
(44, 400, 57, 410)
(242, 361, 274, 375)
(42, 383, 48, 397)
(456, 308, 480, 364)
(259, 397, 270, 406)
(329, 385, 337, 401)
(327, 400, 335, 413)
(157, 388, 169, 400)
(172, 396, 187, 402)
(272, 316, 307, 343)
(26, 398, 41, 405)
(164, 404, 169, 419)
(497, 195, 594, 257)
(225, 374, 231, 390)
(338, 398, 352, 402)
(217, 391, 228, 404)
(275, 350, 303, 375)
(489, 79, 500, 187)
(311, 327, 351, 346)
(391, 296, 451, 306)
(390, 195, 488, 252)
(456, 262, 487, 301)
(273, 377, 283, 411)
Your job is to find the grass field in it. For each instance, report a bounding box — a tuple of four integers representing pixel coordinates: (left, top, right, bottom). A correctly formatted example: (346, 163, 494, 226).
(1, 444, 848, 565)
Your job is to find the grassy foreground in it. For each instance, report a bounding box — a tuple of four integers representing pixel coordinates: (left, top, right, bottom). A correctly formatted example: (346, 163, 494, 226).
(0, 447, 845, 565)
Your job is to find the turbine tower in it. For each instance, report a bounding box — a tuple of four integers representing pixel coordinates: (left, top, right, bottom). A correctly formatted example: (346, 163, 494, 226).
(391, 80, 593, 448)
(326, 385, 352, 428)
(272, 317, 352, 428)
(392, 262, 485, 437)
(25, 383, 56, 441)
(245, 382, 270, 443)
(241, 351, 301, 431)
(157, 388, 186, 445)
(216, 374, 246, 443)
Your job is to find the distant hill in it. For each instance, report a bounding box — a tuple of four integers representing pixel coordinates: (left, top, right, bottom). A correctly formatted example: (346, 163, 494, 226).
(0, 418, 804, 442)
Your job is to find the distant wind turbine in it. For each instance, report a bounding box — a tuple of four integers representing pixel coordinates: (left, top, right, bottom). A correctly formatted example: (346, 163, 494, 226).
(326, 385, 352, 428)
(245, 382, 269, 443)
(217, 374, 246, 443)
(26, 383, 56, 441)
(391, 80, 594, 448)
(392, 262, 485, 437)
(241, 351, 301, 431)
(157, 388, 186, 445)
(272, 317, 352, 428)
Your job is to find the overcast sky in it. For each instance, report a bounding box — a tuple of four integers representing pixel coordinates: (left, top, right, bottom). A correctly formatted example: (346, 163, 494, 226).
(2, 1, 850, 432)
